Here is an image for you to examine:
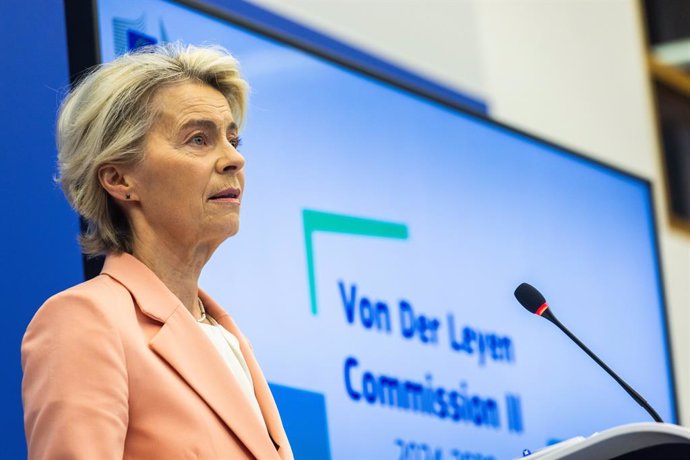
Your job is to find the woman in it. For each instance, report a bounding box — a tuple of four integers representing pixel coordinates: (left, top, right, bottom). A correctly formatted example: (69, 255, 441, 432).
(21, 43, 293, 459)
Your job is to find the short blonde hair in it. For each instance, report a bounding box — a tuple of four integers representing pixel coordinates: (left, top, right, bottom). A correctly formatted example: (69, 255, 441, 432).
(57, 42, 249, 256)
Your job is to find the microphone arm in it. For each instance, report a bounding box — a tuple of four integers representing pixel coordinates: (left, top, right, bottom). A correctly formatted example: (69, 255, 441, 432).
(541, 308, 663, 423)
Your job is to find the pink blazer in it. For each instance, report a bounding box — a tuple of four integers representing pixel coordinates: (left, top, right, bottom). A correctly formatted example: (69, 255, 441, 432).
(22, 252, 293, 459)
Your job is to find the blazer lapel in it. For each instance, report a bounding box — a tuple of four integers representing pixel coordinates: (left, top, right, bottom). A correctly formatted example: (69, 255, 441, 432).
(149, 308, 280, 460)
(101, 253, 281, 460)
(201, 291, 294, 460)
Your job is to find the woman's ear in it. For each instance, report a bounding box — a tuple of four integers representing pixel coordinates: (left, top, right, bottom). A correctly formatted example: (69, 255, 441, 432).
(98, 165, 136, 202)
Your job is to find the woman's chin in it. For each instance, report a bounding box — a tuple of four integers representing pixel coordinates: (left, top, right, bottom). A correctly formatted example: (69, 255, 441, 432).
(218, 220, 241, 240)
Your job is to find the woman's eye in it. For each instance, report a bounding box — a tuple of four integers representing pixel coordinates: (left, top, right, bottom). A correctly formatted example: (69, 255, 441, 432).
(190, 134, 206, 146)
(230, 136, 242, 149)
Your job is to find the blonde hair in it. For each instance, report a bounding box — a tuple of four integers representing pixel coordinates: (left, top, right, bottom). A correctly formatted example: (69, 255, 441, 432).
(57, 43, 249, 256)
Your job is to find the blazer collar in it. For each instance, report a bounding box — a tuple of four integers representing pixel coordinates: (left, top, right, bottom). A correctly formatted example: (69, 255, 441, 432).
(101, 252, 180, 322)
(101, 252, 283, 460)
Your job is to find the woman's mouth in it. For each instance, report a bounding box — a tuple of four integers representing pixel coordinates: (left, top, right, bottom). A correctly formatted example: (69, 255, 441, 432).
(208, 187, 241, 203)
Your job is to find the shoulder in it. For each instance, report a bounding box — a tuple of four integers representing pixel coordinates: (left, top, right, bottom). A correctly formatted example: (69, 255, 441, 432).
(36, 274, 132, 316)
(24, 275, 134, 341)
(21, 278, 131, 459)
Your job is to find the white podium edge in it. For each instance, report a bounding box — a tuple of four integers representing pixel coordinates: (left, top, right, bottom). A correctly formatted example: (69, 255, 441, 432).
(524, 422, 690, 459)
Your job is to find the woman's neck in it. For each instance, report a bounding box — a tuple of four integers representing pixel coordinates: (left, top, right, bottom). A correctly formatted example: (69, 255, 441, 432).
(131, 238, 211, 319)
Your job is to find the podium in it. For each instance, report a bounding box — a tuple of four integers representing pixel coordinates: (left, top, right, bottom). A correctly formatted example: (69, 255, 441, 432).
(524, 423, 690, 459)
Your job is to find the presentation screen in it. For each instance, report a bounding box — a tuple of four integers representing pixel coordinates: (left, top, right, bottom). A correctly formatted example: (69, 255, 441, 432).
(94, 1, 676, 458)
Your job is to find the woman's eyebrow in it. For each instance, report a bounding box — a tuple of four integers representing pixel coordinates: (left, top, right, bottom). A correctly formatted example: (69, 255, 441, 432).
(178, 119, 238, 134)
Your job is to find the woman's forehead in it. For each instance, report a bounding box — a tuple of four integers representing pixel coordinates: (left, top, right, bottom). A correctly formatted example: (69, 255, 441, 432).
(150, 82, 234, 131)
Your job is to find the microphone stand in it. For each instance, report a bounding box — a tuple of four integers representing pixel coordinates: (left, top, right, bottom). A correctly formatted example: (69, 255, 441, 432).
(541, 308, 663, 423)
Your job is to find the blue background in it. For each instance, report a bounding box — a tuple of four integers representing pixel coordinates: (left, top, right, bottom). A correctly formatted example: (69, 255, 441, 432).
(0, 1, 83, 458)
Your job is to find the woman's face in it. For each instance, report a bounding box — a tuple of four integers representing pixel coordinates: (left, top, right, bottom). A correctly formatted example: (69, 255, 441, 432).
(127, 81, 245, 254)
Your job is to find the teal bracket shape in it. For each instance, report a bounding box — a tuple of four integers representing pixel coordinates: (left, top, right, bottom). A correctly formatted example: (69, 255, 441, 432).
(303, 209, 409, 315)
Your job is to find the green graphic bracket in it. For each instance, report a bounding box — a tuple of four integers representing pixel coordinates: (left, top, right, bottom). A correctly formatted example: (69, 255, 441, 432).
(303, 209, 409, 315)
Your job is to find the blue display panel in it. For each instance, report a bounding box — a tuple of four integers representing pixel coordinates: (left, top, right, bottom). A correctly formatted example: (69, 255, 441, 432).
(97, 1, 676, 458)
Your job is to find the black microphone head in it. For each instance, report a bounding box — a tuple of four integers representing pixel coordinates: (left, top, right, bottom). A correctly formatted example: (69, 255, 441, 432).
(514, 283, 546, 314)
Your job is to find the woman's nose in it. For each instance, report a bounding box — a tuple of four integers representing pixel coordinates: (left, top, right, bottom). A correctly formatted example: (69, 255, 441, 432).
(216, 141, 245, 174)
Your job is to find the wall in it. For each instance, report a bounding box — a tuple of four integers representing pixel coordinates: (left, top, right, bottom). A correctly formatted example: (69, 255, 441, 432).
(248, 0, 690, 424)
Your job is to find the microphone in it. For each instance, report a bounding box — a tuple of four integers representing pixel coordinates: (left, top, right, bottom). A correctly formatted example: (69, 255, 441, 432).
(514, 282, 663, 423)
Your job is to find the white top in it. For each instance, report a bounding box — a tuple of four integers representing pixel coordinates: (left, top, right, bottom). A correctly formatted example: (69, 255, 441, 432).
(198, 322, 263, 420)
